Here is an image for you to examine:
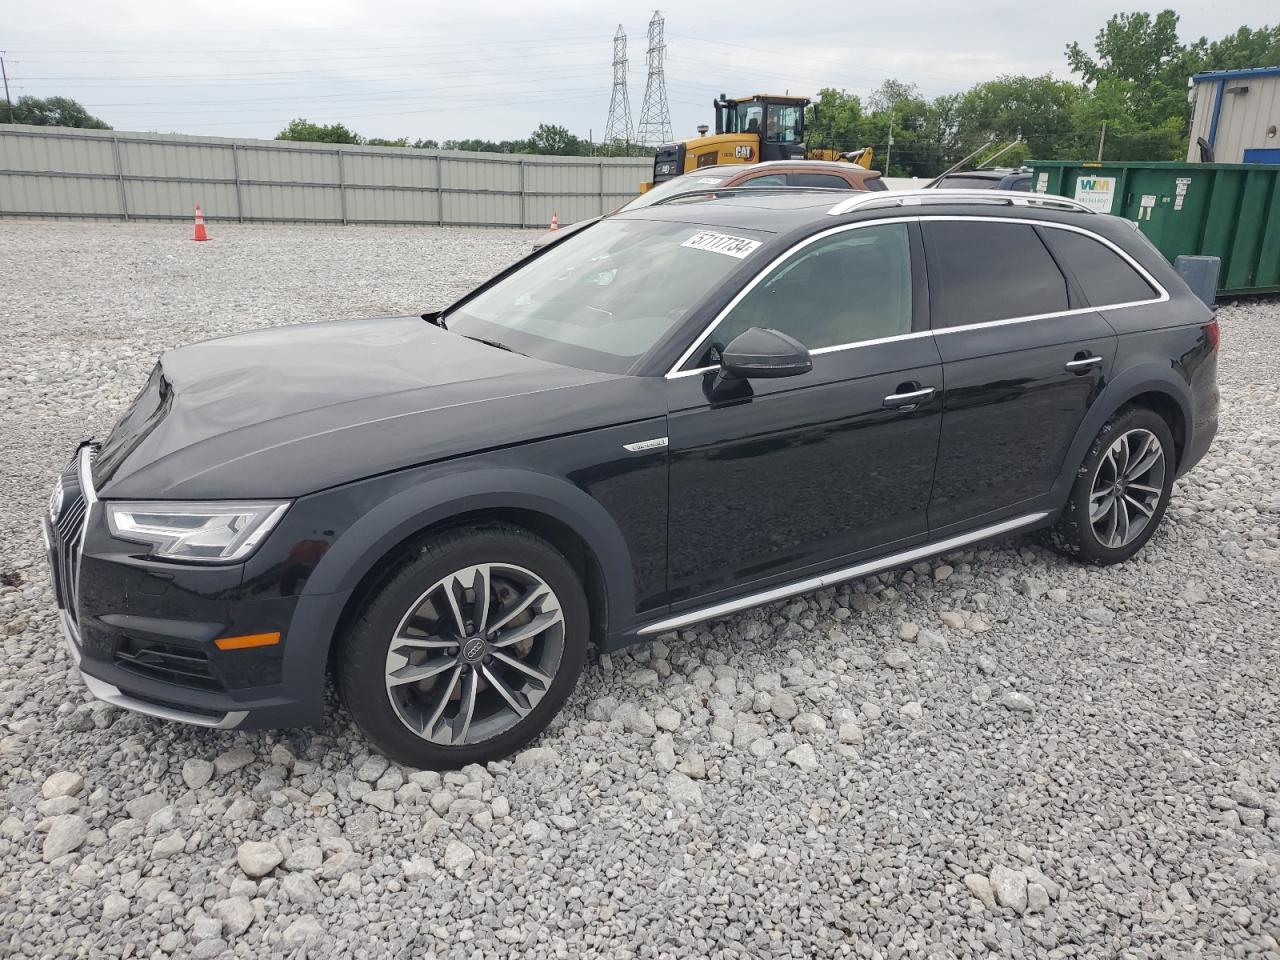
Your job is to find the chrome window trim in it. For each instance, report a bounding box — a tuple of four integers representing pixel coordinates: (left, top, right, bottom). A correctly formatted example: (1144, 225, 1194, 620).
(664, 216, 1170, 380)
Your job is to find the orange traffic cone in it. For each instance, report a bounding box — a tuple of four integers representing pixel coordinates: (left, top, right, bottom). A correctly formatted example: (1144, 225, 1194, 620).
(548, 211, 559, 231)
(192, 203, 209, 242)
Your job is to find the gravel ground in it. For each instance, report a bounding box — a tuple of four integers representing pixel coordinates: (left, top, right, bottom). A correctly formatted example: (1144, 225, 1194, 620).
(1, 221, 1278, 959)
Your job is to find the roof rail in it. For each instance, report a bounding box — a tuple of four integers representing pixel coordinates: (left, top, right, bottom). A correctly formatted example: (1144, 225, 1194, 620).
(827, 189, 1096, 216)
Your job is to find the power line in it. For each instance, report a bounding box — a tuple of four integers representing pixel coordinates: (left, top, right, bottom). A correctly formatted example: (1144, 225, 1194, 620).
(636, 10, 672, 145)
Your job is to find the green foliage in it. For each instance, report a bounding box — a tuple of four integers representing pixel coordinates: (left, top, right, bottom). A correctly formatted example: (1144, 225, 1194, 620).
(365, 136, 409, 147)
(3, 95, 110, 129)
(523, 123, 587, 156)
(276, 118, 362, 144)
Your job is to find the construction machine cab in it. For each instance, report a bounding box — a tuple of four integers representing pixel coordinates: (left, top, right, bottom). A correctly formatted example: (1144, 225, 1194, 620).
(713, 94, 809, 162)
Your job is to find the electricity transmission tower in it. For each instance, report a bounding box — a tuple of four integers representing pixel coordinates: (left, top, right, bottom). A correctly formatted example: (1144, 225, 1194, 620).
(603, 25, 633, 145)
(636, 11, 672, 146)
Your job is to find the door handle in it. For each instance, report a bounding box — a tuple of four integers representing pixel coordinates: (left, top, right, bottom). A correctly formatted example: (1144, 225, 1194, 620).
(1065, 355, 1103, 373)
(882, 386, 936, 409)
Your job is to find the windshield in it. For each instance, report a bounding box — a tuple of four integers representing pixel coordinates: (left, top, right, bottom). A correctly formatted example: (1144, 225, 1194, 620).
(445, 218, 768, 374)
(621, 172, 729, 210)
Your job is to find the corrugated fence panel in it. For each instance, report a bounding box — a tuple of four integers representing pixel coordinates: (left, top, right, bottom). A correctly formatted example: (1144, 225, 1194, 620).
(126, 179, 238, 220)
(240, 145, 339, 186)
(0, 173, 120, 216)
(345, 187, 438, 224)
(345, 151, 437, 189)
(444, 191, 520, 227)
(443, 156, 522, 193)
(3, 130, 116, 174)
(603, 164, 645, 194)
(242, 183, 343, 222)
(120, 140, 236, 181)
(524, 194, 598, 227)
(0, 124, 654, 227)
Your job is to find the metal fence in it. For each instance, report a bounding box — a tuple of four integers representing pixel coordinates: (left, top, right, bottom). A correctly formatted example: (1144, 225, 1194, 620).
(0, 123, 653, 228)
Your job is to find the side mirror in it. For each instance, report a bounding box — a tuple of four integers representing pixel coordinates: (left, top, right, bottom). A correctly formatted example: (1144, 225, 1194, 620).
(720, 327, 813, 380)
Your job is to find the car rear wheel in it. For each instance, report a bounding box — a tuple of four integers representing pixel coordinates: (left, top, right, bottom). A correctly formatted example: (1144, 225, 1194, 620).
(337, 524, 589, 769)
(1045, 406, 1175, 565)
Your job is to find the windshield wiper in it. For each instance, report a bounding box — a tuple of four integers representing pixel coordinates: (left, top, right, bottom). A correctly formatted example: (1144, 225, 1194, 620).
(461, 334, 525, 356)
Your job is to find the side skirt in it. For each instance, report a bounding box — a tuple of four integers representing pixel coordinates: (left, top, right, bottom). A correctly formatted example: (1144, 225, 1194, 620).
(637, 511, 1050, 636)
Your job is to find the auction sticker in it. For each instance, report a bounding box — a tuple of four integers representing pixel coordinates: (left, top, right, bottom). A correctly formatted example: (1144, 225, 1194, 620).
(681, 231, 761, 258)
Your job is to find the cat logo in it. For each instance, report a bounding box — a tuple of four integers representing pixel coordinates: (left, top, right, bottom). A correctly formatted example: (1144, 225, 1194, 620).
(733, 145, 755, 161)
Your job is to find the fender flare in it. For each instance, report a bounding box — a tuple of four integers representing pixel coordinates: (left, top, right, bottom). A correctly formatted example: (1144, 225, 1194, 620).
(1050, 363, 1193, 503)
(282, 469, 639, 698)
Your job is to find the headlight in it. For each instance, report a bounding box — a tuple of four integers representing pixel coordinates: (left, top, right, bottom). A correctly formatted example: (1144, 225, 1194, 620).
(106, 501, 290, 563)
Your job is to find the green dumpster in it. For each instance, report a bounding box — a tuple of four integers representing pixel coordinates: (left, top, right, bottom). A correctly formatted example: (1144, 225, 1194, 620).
(1026, 160, 1280, 296)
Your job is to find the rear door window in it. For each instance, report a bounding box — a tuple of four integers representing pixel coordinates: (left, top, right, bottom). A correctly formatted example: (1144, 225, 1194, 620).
(923, 221, 1069, 327)
(1039, 227, 1157, 306)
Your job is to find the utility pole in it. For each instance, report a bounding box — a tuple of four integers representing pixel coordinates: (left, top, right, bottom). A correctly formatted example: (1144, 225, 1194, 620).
(1096, 121, 1107, 162)
(636, 11, 672, 146)
(885, 114, 894, 170)
(603, 25, 634, 147)
(1, 54, 12, 123)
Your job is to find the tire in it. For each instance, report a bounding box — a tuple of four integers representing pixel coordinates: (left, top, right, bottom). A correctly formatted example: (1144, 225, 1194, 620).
(1044, 405, 1176, 565)
(336, 523, 589, 769)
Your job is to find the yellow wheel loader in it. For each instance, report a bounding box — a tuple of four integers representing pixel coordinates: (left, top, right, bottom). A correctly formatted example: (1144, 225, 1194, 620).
(644, 94, 872, 190)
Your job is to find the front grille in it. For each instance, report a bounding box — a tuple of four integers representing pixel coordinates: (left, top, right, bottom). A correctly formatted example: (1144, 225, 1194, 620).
(115, 637, 223, 691)
(47, 452, 92, 630)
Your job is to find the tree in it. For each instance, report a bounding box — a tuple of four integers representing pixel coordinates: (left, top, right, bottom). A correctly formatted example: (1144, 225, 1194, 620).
(276, 118, 362, 144)
(412, 138, 440, 149)
(4, 95, 110, 129)
(1065, 11, 1194, 129)
(868, 79, 921, 114)
(954, 75, 1084, 161)
(805, 88, 867, 154)
(523, 123, 586, 156)
(365, 136, 409, 147)
(1195, 24, 1280, 72)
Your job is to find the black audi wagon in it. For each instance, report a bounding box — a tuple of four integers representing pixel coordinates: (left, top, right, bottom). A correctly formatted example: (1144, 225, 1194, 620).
(44, 189, 1219, 768)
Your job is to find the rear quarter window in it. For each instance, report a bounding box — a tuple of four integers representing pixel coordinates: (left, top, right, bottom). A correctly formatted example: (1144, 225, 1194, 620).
(1039, 227, 1157, 306)
(787, 173, 854, 189)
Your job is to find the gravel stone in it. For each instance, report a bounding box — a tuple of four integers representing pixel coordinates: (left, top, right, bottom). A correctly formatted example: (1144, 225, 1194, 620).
(964, 874, 995, 909)
(212, 896, 255, 936)
(2, 225, 1276, 957)
(236, 841, 283, 878)
(883, 648, 911, 670)
(785, 744, 819, 772)
(990, 864, 1028, 914)
(181, 758, 214, 790)
(101, 893, 130, 922)
(664, 771, 704, 807)
(213, 747, 254, 777)
(42, 815, 87, 861)
(442, 839, 475, 875)
(41, 771, 84, 799)
(999, 691, 1035, 712)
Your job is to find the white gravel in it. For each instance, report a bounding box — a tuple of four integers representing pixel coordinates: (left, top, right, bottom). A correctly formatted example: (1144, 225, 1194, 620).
(2, 221, 1279, 957)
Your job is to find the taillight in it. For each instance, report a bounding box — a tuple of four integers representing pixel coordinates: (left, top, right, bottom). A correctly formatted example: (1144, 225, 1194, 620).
(1204, 318, 1220, 351)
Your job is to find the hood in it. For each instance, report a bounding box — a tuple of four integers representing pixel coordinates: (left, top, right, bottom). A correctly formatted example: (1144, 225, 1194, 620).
(94, 315, 637, 499)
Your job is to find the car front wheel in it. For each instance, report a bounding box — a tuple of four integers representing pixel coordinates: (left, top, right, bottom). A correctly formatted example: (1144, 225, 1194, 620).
(1046, 406, 1176, 565)
(336, 523, 589, 769)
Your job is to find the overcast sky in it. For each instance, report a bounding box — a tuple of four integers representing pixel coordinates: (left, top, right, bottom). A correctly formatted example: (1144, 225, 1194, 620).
(2, 1, 1270, 143)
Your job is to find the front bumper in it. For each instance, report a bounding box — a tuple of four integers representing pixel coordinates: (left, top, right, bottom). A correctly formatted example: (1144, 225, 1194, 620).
(44, 446, 326, 732)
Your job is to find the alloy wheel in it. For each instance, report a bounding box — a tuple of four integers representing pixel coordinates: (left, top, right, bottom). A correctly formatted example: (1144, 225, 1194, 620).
(1088, 428, 1166, 549)
(383, 563, 565, 746)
